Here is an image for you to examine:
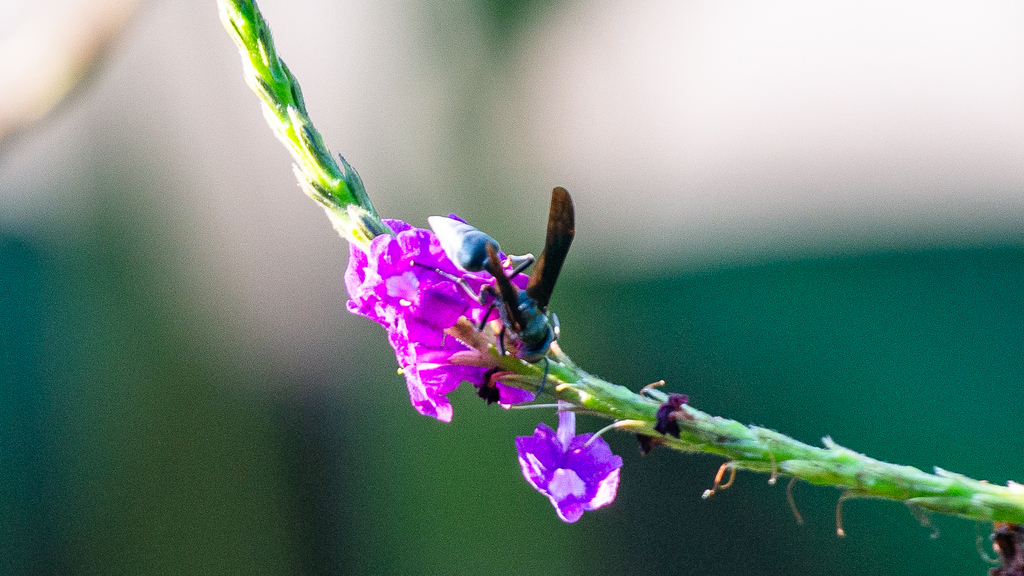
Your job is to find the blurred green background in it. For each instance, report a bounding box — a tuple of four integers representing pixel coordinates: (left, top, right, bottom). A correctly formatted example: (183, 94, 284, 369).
(2, 0, 1023, 575)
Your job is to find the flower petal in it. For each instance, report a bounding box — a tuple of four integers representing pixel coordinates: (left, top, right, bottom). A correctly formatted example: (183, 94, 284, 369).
(515, 420, 623, 522)
(345, 217, 523, 422)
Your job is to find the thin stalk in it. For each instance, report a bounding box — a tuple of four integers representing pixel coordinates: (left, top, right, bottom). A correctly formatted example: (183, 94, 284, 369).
(217, 0, 390, 247)
(495, 342, 1024, 525)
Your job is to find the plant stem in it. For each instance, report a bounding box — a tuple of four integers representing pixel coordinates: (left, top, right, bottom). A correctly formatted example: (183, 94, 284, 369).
(217, 0, 390, 247)
(495, 342, 1024, 526)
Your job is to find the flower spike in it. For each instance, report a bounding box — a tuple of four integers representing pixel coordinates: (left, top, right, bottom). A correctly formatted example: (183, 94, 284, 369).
(221, 0, 1024, 558)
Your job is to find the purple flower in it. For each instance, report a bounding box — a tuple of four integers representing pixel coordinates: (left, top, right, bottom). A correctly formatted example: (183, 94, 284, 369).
(345, 218, 528, 422)
(516, 405, 623, 522)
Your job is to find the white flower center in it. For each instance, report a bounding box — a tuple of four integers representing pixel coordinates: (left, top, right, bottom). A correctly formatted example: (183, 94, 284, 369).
(548, 468, 586, 500)
(385, 271, 420, 304)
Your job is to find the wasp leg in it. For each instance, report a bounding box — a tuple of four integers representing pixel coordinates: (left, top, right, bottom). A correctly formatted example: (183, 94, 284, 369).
(474, 285, 500, 331)
(475, 302, 497, 331)
(506, 253, 536, 280)
(415, 264, 492, 304)
(550, 312, 561, 341)
(537, 357, 550, 395)
(496, 324, 507, 357)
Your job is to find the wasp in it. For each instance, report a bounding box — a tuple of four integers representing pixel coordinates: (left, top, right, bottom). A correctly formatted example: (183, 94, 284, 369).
(429, 187, 575, 399)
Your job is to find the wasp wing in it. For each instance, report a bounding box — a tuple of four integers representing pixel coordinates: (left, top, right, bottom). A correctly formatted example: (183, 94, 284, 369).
(526, 187, 575, 309)
(486, 243, 525, 331)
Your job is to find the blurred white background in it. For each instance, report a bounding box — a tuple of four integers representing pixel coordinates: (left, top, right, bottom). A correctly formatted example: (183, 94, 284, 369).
(2, 0, 1022, 368)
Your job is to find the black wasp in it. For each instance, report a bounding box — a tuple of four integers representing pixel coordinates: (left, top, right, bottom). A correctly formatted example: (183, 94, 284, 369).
(428, 187, 575, 400)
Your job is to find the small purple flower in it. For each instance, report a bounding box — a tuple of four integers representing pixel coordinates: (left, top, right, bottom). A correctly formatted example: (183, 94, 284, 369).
(345, 218, 528, 422)
(516, 405, 623, 522)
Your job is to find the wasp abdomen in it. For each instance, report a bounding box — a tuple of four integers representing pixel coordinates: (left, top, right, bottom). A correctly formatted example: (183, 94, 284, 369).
(428, 216, 500, 273)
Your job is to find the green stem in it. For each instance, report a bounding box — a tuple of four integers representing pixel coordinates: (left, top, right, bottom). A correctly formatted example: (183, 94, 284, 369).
(495, 343, 1024, 526)
(217, 0, 390, 247)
